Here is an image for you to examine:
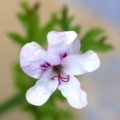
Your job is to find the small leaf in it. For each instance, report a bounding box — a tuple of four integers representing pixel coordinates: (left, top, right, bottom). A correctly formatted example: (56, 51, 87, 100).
(82, 28, 104, 42)
(7, 32, 26, 45)
(71, 25, 81, 34)
(20, 1, 30, 12)
(80, 28, 113, 52)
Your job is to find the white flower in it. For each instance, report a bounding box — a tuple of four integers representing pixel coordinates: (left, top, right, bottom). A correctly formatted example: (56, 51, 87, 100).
(20, 31, 100, 109)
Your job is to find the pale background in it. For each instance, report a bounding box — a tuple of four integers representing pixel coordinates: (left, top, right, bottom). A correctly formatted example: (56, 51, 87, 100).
(0, 0, 120, 120)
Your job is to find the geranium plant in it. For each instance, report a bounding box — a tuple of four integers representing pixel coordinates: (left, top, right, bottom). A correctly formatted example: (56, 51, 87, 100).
(0, 1, 112, 120)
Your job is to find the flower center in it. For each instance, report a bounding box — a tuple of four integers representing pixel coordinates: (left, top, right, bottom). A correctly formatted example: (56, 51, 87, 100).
(51, 65, 70, 85)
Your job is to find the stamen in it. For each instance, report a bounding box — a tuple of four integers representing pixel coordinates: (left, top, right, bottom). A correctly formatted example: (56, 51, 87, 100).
(59, 75, 70, 82)
(50, 64, 70, 85)
(51, 74, 70, 85)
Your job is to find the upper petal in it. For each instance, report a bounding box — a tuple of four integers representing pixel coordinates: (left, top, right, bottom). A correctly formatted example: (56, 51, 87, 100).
(44, 53, 61, 66)
(47, 31, 80, 55)
(62, 50, 100, 75)
(26, 68, 58, 106)
(20, 42, 46, 79)
(58, 73, 88, 109)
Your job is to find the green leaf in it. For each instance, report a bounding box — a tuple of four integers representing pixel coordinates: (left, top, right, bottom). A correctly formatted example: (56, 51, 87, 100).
(80, 28, 113, 52)
(16, 1, 44, 45)
(81, 28, 104, 41)
(71, 25, 81, 34)
(7, 32, 26, 45)
(20, 1, 30, 12)
(16, 13, 29, 29)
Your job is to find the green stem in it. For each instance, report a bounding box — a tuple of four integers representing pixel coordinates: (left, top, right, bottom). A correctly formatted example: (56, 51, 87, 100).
(0, 93, 24, 115)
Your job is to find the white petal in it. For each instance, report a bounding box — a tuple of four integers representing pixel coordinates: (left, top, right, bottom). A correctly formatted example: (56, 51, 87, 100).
(47, 31, 77, 45)
(58, 74, 88, 109)
(20, 42, 46, 79)
(47, 31, 80, 55)
(26, 69, 58, 106)
(62, 50, 100, 75)
(26, 84, 51, 106)
(44, 53, 61, 66)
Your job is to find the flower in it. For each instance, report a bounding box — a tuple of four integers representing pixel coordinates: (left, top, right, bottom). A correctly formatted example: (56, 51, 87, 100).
(20, 31, 100, 109)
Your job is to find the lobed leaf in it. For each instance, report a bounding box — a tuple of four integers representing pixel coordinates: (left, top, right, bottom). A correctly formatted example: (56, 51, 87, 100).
(80, 28, 113, 52)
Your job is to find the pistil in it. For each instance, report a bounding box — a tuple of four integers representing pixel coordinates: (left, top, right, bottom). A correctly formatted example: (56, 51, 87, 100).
(51, 65, 70, 85)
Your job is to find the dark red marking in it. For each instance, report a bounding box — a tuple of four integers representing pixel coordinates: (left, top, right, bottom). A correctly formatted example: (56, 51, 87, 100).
(60, 52, 67, 60)
(40, 62, 51, 71)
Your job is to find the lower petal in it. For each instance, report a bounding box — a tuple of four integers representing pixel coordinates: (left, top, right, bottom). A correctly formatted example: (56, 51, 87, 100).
(26, 69, 58, 106)
(58, 74, 88, 109)
(26, 84, 52, 106)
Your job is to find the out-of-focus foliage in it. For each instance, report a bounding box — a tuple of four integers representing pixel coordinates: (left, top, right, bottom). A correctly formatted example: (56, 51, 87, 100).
(80, 28, 112, 52)
(0, 1, 112, 120)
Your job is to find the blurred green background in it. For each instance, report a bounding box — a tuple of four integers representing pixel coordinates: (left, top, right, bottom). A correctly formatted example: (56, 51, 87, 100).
(0, 0, 119, 120)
